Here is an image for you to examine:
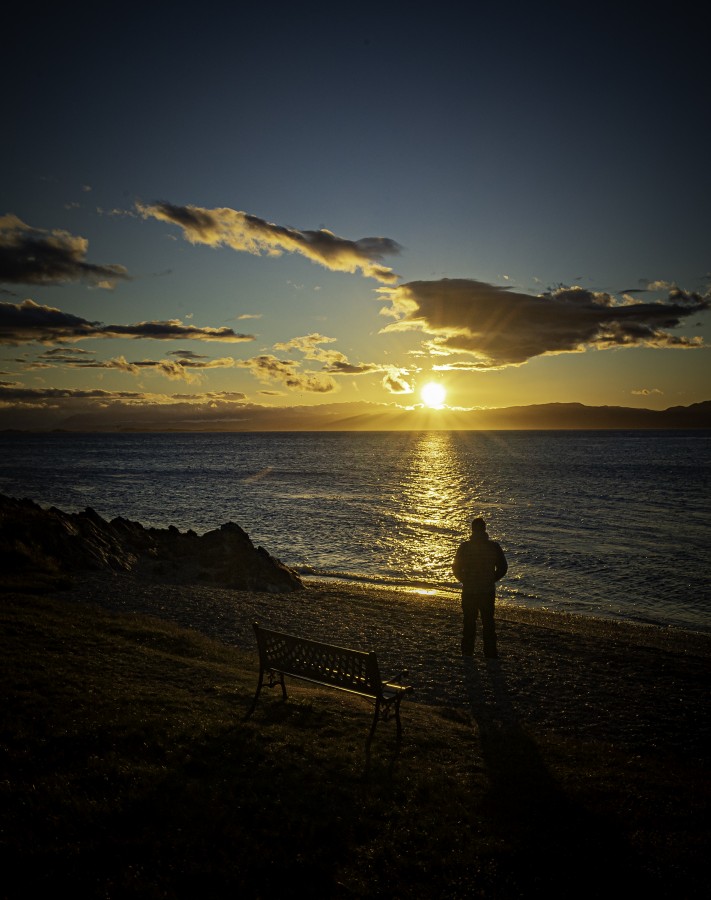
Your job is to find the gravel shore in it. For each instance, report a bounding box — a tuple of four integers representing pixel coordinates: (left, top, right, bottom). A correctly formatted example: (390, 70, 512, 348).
(63, 572, 710, 758)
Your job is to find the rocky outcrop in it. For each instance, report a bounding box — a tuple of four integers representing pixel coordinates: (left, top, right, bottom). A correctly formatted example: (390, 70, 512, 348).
(0, 494, 303, 592)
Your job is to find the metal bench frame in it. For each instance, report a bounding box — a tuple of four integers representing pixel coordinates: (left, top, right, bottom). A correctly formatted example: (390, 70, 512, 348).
(247, 622, 413, 741)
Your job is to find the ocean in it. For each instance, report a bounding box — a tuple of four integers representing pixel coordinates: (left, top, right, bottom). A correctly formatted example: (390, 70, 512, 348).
(1, 430, 709, 633)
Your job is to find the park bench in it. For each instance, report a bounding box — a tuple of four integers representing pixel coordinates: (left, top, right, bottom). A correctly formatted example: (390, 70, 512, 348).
(247, 622, 414, 742)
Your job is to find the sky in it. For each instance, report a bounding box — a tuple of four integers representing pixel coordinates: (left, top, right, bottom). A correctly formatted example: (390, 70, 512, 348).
(2, 3, 710, 430)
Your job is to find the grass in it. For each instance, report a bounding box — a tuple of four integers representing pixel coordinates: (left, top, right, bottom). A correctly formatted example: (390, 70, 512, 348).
(1, 591, 707, 898)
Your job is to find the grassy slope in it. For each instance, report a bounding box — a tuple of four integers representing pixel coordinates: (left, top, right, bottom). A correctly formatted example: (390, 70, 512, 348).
(1, 593, 707, 898)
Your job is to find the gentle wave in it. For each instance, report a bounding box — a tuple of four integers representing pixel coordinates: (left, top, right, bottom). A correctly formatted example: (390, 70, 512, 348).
(1, 430, 709, 633)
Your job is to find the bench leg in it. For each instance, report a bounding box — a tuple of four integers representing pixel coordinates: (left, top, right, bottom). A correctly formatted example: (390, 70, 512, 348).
(368, 697, 406, 745)
(246, 668, 289, 719)
(367, 698, 381, 745)
(394, 697, 403, 742)
(272, 670, 287, 701)
(245, 667, 265, 719)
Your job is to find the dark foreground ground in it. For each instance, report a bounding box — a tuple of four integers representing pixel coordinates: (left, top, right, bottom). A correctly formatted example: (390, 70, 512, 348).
(1, 575, 709, 898)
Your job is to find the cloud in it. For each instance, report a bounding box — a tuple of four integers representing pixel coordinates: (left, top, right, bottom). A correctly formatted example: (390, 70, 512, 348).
(61, 355, 142, 375)
(274, 333, 340, 361)
(0, 386, 149, 406)
(0, 384, 248, 419)
(137, 201, 401, 283)
(166, 349, 209, 359)
(131, 356, 236, 382)
(322, 360, 384, 375)
(274, 332, 386, 376)
(379, 279, 710, 368)
(100, 321, 254, 342)
(39, 347, 94, 358)
(0, 214, 129, 288)
(0, 299, 99, 344)
(138, 357, 235, 370)
(0, 385, 248, 406)
(42, 353, 238, 383)
(382, 368, 414, 394)
(0, 299, 257, 345)
(0, 383, 253, 430)
(235, 354, 337, 393)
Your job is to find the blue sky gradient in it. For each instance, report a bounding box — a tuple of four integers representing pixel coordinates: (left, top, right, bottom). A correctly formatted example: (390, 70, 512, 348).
(2, 3, 709, 428)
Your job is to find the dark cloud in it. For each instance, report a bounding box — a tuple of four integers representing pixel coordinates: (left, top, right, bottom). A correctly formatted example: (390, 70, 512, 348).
(166, 349, 209, 359)
(0, 386, 146, 404)
(0, 299, 99, 343)
(19, 347, 96, 368)
(59, 356, 140, 374)
(379, 279, 709, 368)
(0, 381, 246, 404)
(49, 354, 237, 383)
(0, 384, 248, 427)
(170, 391, 247, 402)
(137, 201, 401, 283)
(0, 385, 248, 406)
(170, 357, 235, 369)
(0, 383, 251, 430)
(0, 214, 129, 288)
(322, 360, 383, 375)
(0, 300, 257, 345)
(39, 347, 94, 358)
(102, 322, 255, 342)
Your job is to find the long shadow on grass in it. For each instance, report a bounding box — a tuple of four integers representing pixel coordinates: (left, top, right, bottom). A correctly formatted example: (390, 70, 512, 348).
(463, 659, 651, 897)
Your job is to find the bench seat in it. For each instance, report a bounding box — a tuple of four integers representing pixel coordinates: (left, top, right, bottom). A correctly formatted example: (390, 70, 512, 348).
(247, 622, 413, 742)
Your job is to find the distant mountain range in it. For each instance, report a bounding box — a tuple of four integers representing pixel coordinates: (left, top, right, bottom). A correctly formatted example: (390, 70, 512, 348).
(2, 399, 710, 432)
(295, 400, 711, 431)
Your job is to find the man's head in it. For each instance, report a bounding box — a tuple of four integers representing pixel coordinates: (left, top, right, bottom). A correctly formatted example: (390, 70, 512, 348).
(471, 517, 487, 534)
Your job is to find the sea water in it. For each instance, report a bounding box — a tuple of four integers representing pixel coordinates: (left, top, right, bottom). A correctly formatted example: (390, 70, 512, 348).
(1, 430, 709, 633)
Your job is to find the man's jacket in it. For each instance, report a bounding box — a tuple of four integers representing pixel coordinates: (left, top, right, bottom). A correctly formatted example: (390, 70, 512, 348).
(453, 536, 508, 594)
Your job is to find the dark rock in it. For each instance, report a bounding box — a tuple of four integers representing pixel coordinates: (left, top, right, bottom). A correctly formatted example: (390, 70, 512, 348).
(0, 494, 303, 593)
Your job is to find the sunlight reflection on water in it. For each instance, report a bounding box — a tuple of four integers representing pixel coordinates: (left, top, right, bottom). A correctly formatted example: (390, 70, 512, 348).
(1, 430, 709, 631)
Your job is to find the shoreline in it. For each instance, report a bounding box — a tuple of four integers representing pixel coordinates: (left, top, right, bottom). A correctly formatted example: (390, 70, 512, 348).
(57, 571, 710, 759)
(304, 572, 711, 637)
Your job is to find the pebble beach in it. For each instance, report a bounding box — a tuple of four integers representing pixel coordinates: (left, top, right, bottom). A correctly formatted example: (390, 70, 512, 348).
(63, 572, 710, 759)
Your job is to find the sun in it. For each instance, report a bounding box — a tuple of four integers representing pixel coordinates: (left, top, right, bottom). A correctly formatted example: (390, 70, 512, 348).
(421, 382, 447, 409)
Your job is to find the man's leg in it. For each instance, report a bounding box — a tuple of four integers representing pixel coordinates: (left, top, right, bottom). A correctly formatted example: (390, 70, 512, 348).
(479, 594, 497, 658)
(461, 594, 477, 655)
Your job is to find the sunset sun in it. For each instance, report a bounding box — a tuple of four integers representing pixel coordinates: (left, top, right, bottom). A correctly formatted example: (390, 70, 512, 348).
(421, 382, 446, 409)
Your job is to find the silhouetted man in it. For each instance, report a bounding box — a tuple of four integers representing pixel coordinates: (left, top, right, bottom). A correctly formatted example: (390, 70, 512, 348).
(453, 517, 508, 658)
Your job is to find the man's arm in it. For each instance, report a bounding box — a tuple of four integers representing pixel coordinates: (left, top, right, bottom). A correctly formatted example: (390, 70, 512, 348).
(452, 544, 466, 582)
(494, 543, 508, 581)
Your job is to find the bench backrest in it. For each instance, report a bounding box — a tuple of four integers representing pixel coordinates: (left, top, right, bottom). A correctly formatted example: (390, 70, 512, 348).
(253, 623, 382, 697)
